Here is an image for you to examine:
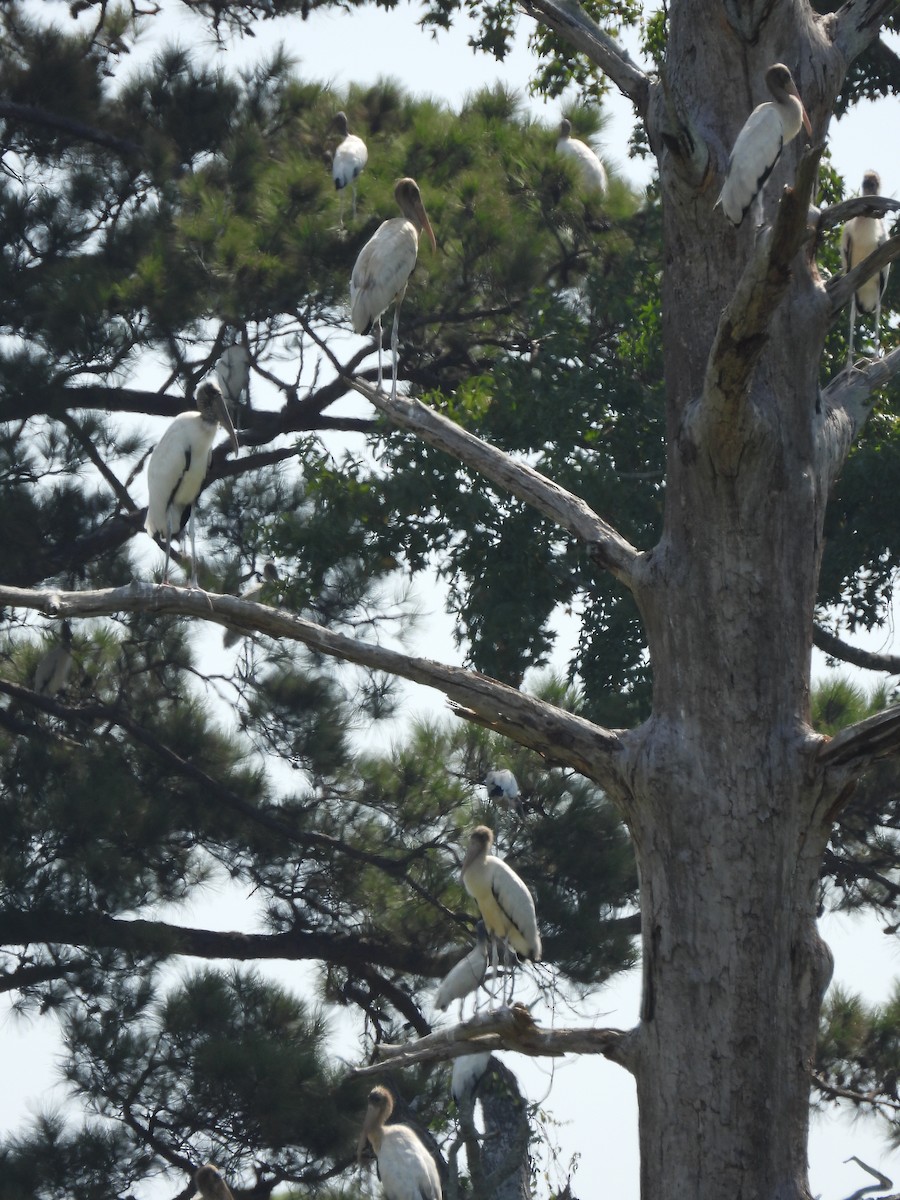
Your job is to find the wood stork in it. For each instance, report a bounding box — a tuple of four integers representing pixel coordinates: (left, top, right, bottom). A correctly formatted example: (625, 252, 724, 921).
(357, 1085, 443, 1200)
(484, 768, 521, 812)
(33, 620, 73, 696)
(145, 379, 239, 586)
(461, 825, 541, 1005)
(350, 177, 436, 402)
(333, 110, 368, 224)
(222, 561, 280, 647)
(193, 1163, 234, 1200)
(451, 1051, 492, 1108)
(717, 63, 811, 227)
(214, 342, 251, 409)
(842, 170, 890, 366)
(556, 118, 608, 195)
(433, 921, 489, 1015)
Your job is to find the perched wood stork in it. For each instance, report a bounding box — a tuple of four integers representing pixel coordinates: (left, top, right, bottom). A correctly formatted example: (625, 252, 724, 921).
(842, 170, 890, 365)
(214, 342, 251, 409)
(333, 110, 368, 224)
(145, 379, 239, 586)
(451, 1051, 492, 1108)
(461, 825, 541, 1005)
(33, 620, 73, 696)
(484, 768, 521, 812)
(433, 921, 489, 1015)
(556, 118, 608, 195)
(717, 63, 811, 227)
(350, 177, 436, 402)
(222, 561, 280, 647)
(193, 1163, 234, 1200)
(357, 1085, 443, 1200)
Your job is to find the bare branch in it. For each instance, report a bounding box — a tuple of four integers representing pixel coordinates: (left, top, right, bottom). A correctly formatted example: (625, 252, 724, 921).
(352, 1004, 634, 1073)
(516, 0, 650, 114)
(830, 0, 899, 64)
(817, 195, 900, 236)
(818, 704, 900, 770)
(821, 344, 900, 436)
(827, 233, 900, 314)
(59, 413, 139, 514)
(842, 1155, 894, 1200)
(0, 583, 628, 791)
(814, 624, 900, 673)
(351, 378, 640, 588)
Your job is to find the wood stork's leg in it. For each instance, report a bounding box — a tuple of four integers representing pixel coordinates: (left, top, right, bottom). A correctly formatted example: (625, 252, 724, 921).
(374, 315, 383, 391)
(488, 936, 499, 1012)
(162, 511, 174, 584)
(337, 189, 346, 230)
(390, 299, 403, 402)
(875, 291, 883, 356)
(188, 505, 198, 588)
(847, 294, 857, 369)
(351, 183, 358, 221)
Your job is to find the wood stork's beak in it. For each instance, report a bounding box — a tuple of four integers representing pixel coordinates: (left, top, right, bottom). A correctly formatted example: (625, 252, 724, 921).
(419, 206, 437, 253)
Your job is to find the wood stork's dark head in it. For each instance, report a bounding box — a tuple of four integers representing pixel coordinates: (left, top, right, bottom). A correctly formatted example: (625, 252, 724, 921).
(862, 170, 881, 196)
(394, 178, 437, 253)
(558, 117, 572, 139)
(765, 63, 811, 136)
(195, 379, 239, 454)
(358, 1084, 394, 1161)
(462, 825, 494, 875)
(193, 1163, 233, 1200)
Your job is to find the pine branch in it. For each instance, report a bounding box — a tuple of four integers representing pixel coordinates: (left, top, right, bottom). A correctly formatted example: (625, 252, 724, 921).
(826, 233, 900, 314)
(842, 1157, 894, 1200)
(814, 624, 900, 673)
(349, 378, 640, 588)
(351, 1004, 634, 1072)
(0, 99, 141, 156)
(0, 583, 629, 791)
(0, 906, 446, 978)
(516, 0, 650, 114)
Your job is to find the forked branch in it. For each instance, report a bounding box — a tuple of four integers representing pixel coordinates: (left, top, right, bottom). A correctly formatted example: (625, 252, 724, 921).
(821, 343, 900, 436)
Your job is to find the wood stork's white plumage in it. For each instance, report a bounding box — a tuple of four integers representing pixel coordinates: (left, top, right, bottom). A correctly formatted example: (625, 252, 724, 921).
(214, 342, 251, 408)
(717, 63, 811, 227)
(357, 1085, 443, 1200)
(193, 1163, 234, 1200)
(556, 118, 608, 195)
(145, 379, 239, 586)
(33, 620, 73, 696)
(484, 768, 521, 812)
(842, 170, 890, 365)
(333, 111, 368, 224)
(451, 1051, 492, 1107)
(461, 826, 540, 1005)
(222, 561, 280, 647)
(350, 177, 436, 402)
(433, 921, 489, 1014)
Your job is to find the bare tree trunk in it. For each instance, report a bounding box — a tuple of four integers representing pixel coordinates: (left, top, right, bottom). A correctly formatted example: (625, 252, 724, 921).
(477, 1061, 532, 1200)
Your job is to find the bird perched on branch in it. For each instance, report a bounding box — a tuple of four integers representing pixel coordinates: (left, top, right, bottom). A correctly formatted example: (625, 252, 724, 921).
(461, 826, 541, 1004)
(841, 170, 890, 366)
(350, 177, 436, 402)
(556, 117, 608, 195)
(357, 1085, 442, 1200)
(145, 379, 239, 586)
(332, 110, 368, 224)
(484, 768, 521, 813)
(193, 1163, 234, 1200)
(717, 63, 811, 227)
